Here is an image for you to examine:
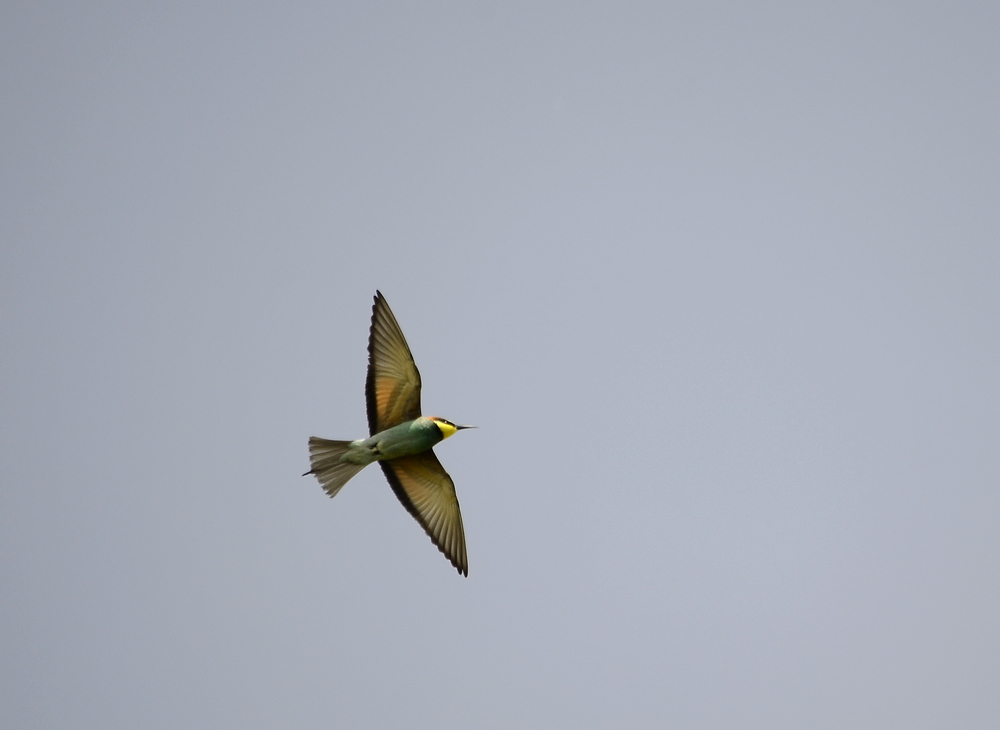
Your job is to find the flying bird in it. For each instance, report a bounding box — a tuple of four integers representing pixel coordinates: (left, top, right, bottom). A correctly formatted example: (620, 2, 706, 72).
(305, 291, 474, 576)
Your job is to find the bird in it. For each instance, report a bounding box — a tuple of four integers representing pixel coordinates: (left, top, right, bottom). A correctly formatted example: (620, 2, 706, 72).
(304, 291, 474, 576)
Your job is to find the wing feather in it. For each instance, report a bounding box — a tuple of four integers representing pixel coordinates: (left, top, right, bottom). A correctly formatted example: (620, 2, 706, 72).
(379, 451, 468, 576)
(366, 291, 422, 435)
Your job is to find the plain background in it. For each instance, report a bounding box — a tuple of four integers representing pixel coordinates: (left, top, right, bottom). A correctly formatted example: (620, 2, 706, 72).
(2, 3, 998, 728)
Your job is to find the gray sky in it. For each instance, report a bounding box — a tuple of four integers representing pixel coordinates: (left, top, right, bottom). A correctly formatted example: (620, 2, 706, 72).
(2, 2, 998, 728)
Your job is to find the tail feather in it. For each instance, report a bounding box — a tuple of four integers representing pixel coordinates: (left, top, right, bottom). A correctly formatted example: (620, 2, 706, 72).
(305, 437, 367, 499)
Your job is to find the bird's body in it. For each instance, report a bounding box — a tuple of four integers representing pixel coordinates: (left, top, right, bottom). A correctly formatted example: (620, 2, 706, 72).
(340, 416, 455, 465)
(305, 291, 473, 576)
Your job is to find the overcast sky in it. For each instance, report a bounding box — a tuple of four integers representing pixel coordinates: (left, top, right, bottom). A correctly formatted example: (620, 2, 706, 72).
(2, 3, 998, 728)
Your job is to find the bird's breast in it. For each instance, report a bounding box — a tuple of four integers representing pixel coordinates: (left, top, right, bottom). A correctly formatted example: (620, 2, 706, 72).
(367, 418, 442, 461)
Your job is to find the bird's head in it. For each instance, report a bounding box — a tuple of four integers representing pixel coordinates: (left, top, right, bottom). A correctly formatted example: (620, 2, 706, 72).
(429, 417, 476, 440)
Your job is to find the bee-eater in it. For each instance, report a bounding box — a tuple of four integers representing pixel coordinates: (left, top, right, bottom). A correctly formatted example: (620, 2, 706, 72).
(304, 291, 474, 576)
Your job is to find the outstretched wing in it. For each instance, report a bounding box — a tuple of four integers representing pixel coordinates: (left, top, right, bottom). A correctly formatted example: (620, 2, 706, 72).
(380, 451, 468, 576)
(366, 291, 422, 436)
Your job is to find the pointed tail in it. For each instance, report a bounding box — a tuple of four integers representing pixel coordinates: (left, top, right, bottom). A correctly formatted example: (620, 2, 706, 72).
(304, 437, 367, 499)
